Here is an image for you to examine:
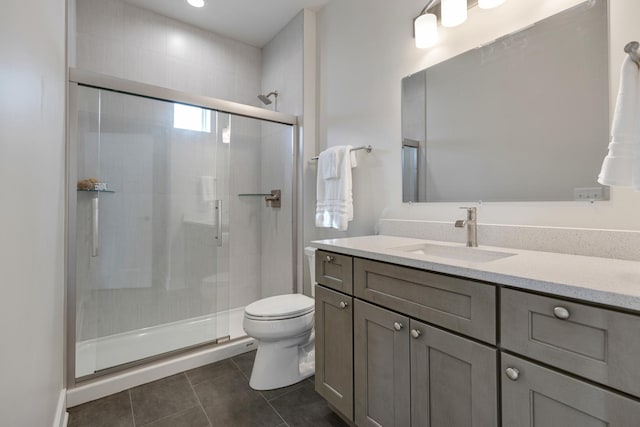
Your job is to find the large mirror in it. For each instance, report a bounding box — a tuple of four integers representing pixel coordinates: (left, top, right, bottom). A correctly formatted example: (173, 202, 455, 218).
(401, 0, 609, 203)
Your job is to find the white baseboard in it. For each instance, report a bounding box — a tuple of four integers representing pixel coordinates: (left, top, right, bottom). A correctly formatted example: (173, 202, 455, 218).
(67, 337, 255, 407)
(53, 389, 68, 427)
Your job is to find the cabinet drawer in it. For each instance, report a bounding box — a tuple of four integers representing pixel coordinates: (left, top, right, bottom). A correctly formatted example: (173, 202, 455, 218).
(354, 258, 496, 344)
(501, 288, 640, 397)
(502, 353, 640, 426)
(316, 250, 353, 294)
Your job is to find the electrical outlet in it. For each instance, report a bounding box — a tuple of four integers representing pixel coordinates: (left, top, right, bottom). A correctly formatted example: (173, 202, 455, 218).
(574, 187, 608, 201)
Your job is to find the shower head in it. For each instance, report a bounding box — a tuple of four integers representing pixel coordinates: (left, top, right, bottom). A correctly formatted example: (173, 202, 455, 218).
(257, 91, 278, 105)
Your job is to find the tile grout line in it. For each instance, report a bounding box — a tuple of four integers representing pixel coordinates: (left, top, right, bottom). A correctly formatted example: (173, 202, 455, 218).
(184, 372, 214, 427)
(128, 390, 136, 427)
(261, 393, 290, 427)
(230, 356, 290, 427)
(229, 356, 248, 380)
(136, 405, 204, 427)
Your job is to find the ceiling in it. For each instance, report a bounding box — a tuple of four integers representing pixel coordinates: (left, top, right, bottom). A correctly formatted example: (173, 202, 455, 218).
(124, 0, 331, 47)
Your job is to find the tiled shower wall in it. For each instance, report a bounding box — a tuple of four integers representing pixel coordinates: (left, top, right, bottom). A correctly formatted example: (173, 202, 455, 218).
(73, 0, 262, 105)
(72, 0, 269, 324)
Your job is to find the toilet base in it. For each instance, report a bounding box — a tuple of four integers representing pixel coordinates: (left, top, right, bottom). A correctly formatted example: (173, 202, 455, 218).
(249, 331, 315, 390)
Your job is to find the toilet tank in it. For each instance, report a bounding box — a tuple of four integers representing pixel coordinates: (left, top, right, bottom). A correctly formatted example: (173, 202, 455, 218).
(304, 247, 317, 296)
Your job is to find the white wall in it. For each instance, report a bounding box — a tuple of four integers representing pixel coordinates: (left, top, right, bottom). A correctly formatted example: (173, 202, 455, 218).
(316, 0, 640, 236)
(0, 0, 66, 425)
(260, 12, 304, 297)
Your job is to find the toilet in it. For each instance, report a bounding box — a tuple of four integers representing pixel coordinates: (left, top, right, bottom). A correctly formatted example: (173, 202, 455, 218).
(242, 247, 317, 390)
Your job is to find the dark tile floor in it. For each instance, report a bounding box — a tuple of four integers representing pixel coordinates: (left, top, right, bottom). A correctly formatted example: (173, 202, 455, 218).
(68, 351, 348, 427)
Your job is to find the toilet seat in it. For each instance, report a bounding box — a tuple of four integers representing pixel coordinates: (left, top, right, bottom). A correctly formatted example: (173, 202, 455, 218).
(244, 294, 314, 321)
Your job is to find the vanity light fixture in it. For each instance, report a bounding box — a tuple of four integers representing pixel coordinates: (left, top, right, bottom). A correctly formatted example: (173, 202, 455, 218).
(478, 0, 505, 9)
(442, 0, 467, 27)
(414, 0, 439, 48)
(187, 0, 205, 8)
(414, 0, 506, 49)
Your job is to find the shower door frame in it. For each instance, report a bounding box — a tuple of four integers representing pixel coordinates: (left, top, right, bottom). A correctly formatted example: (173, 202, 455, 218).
(66, 68, 300, 386)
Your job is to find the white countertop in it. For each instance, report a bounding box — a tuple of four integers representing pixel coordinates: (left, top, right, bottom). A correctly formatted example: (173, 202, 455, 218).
(312, 235, 640, 312)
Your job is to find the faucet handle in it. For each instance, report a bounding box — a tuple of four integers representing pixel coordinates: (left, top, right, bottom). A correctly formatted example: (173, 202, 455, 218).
(454, 220, 466, 228)
(459, 206, 477, 220)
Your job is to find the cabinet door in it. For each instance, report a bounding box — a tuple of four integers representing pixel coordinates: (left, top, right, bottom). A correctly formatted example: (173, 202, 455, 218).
(354, 299, 410, 427)
(410, 319, 498, 427)
(315, 285, 353, 420)
(502, 353, 640, 427)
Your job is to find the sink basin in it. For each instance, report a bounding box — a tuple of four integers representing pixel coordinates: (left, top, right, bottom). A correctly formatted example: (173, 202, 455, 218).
(389, 243, 516, 263)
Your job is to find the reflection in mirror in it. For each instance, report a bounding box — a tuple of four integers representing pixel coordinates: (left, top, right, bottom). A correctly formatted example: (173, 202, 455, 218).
(402, 139, 419, 202)
(401, 0, 609, 202)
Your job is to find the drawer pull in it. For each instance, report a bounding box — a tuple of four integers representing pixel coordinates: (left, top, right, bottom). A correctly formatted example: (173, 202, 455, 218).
(410, 329, 421, 339)
(505, 367, 520, 381)
(339, 301, 349, 309)
(393, 322, 404, 331)
(553, 306, 571, 320)
(325, 255, 335, 263)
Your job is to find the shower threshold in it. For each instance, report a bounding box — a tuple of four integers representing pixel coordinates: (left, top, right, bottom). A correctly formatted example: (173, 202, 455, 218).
(76, 306, 246, 377)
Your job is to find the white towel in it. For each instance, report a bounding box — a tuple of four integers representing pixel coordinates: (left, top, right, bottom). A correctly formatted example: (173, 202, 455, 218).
(598, 56, 640, 188)
(319, 146, 341, 179)
(315, 145, 357, 231)
(200, 176, 216, 202)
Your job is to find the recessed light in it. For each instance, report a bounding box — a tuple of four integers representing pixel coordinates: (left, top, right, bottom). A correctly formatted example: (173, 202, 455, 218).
(187, 0, 205, 8)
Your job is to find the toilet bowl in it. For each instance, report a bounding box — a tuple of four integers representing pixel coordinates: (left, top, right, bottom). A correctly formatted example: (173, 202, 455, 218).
(242, 247, 317, 390)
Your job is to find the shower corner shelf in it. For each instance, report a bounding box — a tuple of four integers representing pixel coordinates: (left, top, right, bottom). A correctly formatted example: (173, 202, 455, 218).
(77, 189, 115, 193)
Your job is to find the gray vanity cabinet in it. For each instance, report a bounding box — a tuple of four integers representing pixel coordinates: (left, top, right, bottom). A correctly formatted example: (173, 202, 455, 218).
(315, 285, 354, 420)
(410, 319, 498, 427)
(316, 249, 640, 427)
(354, 299, 498, 427)
(501, 353, 640, 426)
(354, 299, 410, 426)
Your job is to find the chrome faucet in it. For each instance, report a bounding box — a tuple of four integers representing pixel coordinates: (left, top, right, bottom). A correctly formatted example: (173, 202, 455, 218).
(455, 207, 478, 247)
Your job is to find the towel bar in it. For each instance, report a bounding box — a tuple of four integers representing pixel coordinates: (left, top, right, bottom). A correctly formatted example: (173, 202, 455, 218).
(310, 145, 373, 161)
(625, 41, 640, 67)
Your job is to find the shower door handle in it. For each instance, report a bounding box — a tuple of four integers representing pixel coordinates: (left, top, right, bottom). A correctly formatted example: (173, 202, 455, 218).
(91, 196, 99, 257)
(215, 199, 222, 247)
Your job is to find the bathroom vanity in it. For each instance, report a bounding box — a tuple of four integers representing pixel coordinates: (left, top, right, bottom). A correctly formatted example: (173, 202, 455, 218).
(313, 235, 640, 426)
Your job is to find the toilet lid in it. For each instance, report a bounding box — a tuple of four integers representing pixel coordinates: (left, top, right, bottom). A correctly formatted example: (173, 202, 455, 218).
(245, 294, 314, 320)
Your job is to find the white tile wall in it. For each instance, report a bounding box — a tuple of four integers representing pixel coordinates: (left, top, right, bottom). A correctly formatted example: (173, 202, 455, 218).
(259, 12, 304, 298)
(75, 0, 262, 105)
(73, 1, 305, 332)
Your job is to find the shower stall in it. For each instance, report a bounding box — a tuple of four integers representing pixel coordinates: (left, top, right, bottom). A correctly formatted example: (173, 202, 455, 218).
(67, 70, 298, 382)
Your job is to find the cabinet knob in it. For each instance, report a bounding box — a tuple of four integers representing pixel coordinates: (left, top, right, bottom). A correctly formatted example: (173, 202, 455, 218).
(410, 329, 421, 339)
(325, 255, 335, 263)
(339, 301, 349, 309)
(505, 367, 520, 381)
(393, 322, 404, 331)
(553, 306, 570, 320)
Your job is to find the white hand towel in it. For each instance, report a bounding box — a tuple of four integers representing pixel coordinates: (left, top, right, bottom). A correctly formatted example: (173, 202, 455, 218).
(315, 145, 357, 231)
(319, 146, 341, 179)
(200, 176, 216, 202)
(598, 56, 640, 188)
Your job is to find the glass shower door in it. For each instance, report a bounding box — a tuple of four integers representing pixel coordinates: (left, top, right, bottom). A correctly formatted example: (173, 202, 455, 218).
(72, 85, 229, 378)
